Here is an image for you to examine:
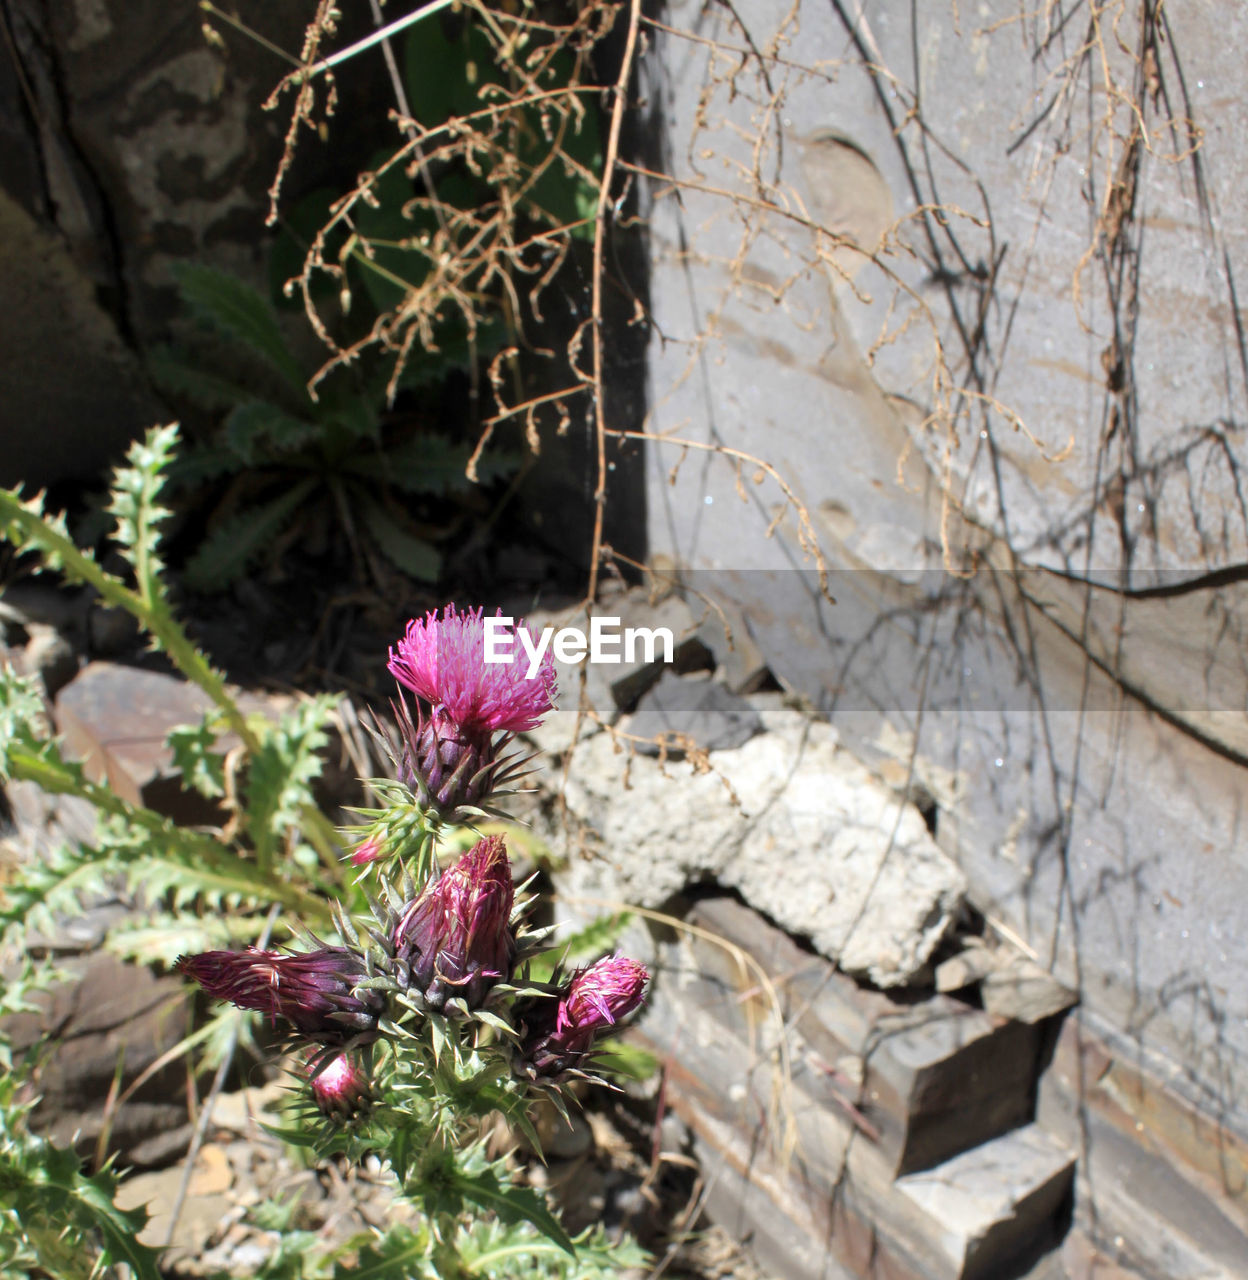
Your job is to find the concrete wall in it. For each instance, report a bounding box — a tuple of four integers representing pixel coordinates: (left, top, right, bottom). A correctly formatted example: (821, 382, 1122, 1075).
(640, 0, 1248, 1142)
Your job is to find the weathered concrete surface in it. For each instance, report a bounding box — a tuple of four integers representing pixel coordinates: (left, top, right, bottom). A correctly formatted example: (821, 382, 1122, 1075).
(557, 694, 966, 986)
(638, 0, 1248, 1159)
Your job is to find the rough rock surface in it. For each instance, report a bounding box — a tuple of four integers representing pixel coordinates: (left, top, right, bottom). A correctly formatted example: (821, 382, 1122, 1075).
(1, 951, 193, 1167)
(558, 695, 966, 986)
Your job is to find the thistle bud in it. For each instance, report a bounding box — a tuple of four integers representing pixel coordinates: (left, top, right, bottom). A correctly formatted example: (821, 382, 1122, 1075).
(349, 836, 384, 867)
(516, 955, 648, 1079)
(393, 834, 515, 1011)
(308, 1052, 370, 1118)
(398, 702, 494, 813)
(176, 946, 383, 1047)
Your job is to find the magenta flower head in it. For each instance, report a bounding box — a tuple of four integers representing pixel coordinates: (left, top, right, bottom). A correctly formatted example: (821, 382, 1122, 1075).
(516, 955, 649, 1079)
(388, 605, 556, 736)
(176, 946, 383, 1047)
(392, 834, 516, 1011)
(307, 1052, 370, 1119)
(386, 607, 557, 816)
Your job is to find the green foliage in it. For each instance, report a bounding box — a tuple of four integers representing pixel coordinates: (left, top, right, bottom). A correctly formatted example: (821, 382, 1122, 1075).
(149, 265, 520, 591)
(0, 422, 340, 935)
(0, 1077, 162, 1280)
(0, 425, 648, 1275)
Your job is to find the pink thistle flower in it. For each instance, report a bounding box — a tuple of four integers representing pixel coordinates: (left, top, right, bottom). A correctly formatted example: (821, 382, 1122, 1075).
(176, 947, 382, 1046)
(307, 1052, 370, 1118)
(388, 605, 556, 736)
(393, 834, 516, 1011)
(517, 955, 649, 1078)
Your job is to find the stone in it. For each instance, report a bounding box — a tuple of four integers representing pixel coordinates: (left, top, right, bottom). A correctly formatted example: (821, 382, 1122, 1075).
(21, 896, 133, 956)
(541, 1108, 594, 1161)
(636, 918, 1075, 1280)
(22, 623, 79, 699)
(0, 189, 158, 487)
(115, 1164, 232, 1255)
(694, 598, 773, 695)
(53, 660, 288, 824)
(895, 1126, 1075, 1280)
(1, 950, 193, 1167)
(557, 695, 966, 986)
(662, 897, 1043, 1175)
(208, 1081, 287, 1137)
(1, 777, 98, 866)
(978, 955, 1078, 1026)
(604, 593, 714, 712)
(1037, 1011, 1248, 1277)
(621, 670, 763, 756)
(935, 940, 1077, 1025)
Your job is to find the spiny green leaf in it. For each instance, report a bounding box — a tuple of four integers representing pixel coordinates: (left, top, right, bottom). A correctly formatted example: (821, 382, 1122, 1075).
(589, 1038, 659, 1083)
(358, 501, 441, 582)
(183, 477, 317, 592)
(344, 434, 519, 494)
(106, 424, 181, 597)
(168, 442, 248, 489)
(245, 696, 335, 869)
(166, 714, 227, 798)
(174, 263, 308, 395)
(104, 911, 269, 967)
(0, 667, 44, 782)
(331, 1224, 434, 1280)
(147, 344, 262, 412)
(225, 400, 321, 464)
(527, 911, 632, 983)
(452, 1164, 575, 1258)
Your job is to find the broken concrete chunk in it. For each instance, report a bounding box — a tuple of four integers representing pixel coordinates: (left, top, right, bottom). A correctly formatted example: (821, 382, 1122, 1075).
(1, 951, 193, 1167)
(558, 697, 966, 986)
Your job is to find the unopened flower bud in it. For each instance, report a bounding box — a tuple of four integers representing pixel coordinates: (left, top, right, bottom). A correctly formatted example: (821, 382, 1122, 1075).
(393, 834, 515, 1011)
(308, 1052, 370, 1118)
(177, 946, 382, 1047)
(400, 704, 493, 812)
(517, 955, 648, 1078)
(349, 836, 384, 867)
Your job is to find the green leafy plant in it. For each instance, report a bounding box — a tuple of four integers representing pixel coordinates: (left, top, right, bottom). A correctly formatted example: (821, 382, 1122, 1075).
(149, 266, 518, 592)
(0, 427, 651, 1276)
(0, 1075, 162, 1280)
